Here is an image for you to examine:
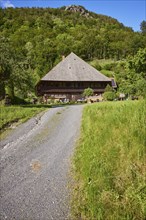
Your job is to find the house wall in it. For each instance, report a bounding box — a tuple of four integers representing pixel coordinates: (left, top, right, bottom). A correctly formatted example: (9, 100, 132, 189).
(36, 81, 112, 100)
(38, 81, 108, 89)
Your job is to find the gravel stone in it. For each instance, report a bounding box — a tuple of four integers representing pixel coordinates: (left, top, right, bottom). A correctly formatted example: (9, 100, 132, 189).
(0, 105, 83, 220)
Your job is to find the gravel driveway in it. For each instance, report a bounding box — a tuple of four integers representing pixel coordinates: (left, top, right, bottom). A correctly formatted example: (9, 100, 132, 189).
(0, 105, 83, 220)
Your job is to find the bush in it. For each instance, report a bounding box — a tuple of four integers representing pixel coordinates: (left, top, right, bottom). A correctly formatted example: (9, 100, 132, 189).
(100, 69, 115, 77)
(104, 84, 113, 92)
(12, 96, 28, 105)
(83, 88, 94, 97)
(103, 91, 116, 101)
(103, 62, 117, 71)
(93, 63, 102, 71)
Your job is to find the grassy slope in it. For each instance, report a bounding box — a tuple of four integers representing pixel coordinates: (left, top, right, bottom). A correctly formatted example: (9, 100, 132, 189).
(72, 100, 145, 220)
(0, 105, 47, 132)
(89, 59, 118, 78)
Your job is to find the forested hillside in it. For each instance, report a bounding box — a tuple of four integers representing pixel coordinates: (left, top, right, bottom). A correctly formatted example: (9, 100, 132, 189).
(0, 6, 146, 101)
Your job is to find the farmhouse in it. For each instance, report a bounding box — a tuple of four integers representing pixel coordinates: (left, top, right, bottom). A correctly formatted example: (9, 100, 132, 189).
(36, 52, 116, 101)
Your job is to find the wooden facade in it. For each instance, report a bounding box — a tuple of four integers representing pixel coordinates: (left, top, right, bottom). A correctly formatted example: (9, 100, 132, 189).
(37, 81, 111, 100)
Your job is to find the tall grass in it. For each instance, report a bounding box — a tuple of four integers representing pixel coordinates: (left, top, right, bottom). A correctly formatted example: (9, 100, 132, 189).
(72, 101, 146, 220)
(0, 105, 46, 131)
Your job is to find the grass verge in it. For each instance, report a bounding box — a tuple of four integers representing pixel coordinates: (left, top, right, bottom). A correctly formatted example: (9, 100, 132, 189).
(72, 100, 146, 220)
(0, 105, 47, 133)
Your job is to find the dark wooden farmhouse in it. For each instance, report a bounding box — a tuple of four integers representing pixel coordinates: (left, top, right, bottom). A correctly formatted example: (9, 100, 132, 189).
(36, 52, 116, 101)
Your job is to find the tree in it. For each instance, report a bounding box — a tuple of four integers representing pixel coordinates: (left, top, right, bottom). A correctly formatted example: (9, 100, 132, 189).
(119, 48, 146, 97)
(0, 7, 146, 102)
(135, 78, 146, 97)
(83, 88, 94, 97)
(140, 20, 146, 34)
(128, 48, 146, 75)
(0, 37, 14, 99)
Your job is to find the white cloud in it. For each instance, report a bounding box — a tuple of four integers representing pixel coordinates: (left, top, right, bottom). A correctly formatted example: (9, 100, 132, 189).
(0, 0, 15, 8)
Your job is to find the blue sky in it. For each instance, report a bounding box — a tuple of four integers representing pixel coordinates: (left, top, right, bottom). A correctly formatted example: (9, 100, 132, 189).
(0, 0, 145, 32)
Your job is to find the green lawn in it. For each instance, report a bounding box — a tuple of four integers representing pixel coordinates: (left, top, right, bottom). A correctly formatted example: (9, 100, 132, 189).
(72, 100, 146, 220)
(0, 105, 47, 132)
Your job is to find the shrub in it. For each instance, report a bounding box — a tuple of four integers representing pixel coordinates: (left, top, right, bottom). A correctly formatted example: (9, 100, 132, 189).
(93, 63, 102, 71)
(103, 62, 117, 71)
(103, 91, 116, 101)
(83, 88, 94, 97)
(104, 84, 113, 92)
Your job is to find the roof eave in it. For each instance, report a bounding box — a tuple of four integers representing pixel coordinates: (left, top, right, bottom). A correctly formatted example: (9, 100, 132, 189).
(40, 79, 111, 82)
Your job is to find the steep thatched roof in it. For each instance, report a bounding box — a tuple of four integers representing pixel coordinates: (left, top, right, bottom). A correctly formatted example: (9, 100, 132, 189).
(41, 52, 111, 82)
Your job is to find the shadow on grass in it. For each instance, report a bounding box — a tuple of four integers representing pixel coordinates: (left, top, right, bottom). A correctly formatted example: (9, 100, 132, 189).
(21, 103, 86, 108)
(20, 104, 52, 108)
(3, 102, 86, 109)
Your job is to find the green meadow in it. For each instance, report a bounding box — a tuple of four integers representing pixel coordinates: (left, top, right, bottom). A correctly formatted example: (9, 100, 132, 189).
(72, 100, 146, 220)
(0, 105, 46, 133)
